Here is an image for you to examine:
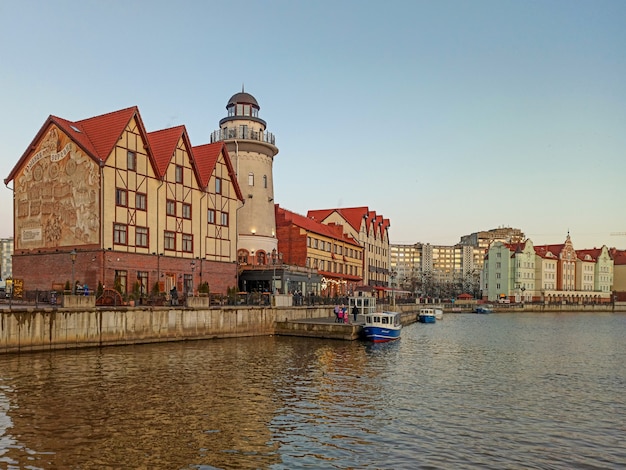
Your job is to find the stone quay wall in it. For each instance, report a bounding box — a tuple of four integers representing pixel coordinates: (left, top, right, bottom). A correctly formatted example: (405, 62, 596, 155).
(0, 306, 334, 354)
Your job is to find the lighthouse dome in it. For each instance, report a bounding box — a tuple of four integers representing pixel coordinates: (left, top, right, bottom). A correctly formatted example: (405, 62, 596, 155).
(226, 92, 259, 109)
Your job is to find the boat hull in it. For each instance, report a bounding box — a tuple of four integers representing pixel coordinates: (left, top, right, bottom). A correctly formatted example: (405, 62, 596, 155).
(362, 326, 402, 342)
(418, 315, 436, 323)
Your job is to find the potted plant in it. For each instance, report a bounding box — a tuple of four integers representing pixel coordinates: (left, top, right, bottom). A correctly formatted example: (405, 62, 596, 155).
(198, 282, 210, 296)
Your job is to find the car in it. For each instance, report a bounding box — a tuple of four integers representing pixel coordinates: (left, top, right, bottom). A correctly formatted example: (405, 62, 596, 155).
(498, 298, 510, 304)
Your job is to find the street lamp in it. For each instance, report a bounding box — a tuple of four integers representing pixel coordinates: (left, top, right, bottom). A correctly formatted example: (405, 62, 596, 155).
(70, 249, 77, 295)
(391, 270, 397, 306)
(190, 260, 196, 297)
(307, 272, 312, 305)
(271, 248, 282, 294)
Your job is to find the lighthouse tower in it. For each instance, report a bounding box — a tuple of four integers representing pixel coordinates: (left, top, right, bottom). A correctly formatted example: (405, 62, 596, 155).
(211, 89, 279, 264)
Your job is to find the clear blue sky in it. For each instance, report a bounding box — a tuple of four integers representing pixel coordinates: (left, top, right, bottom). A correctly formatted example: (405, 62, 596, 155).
(1, 0, 625, 249)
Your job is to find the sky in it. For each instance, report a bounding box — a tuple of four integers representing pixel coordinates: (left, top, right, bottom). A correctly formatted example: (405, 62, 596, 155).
(1, 0, 625, 250)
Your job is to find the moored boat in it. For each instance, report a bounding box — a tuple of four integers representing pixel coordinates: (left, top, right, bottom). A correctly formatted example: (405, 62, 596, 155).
(362, 311, 402, 342)
(418, 308, 437, 323)
(475, 304, 494, 314)
(434, 308, 443, 320)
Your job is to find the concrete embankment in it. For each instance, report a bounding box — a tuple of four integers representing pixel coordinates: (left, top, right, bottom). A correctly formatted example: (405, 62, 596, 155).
(2, 302, 623, 354)
(0, 305, 334, 354)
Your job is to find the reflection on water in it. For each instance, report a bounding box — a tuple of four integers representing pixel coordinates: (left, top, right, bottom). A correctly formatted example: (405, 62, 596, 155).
(1, 312, 625, 469)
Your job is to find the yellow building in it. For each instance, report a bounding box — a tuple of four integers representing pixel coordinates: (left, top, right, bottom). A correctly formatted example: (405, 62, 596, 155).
(5, 106, 242, 298)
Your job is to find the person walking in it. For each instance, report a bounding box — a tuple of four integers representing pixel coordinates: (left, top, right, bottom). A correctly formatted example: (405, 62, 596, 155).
(352, 304, 359, 322)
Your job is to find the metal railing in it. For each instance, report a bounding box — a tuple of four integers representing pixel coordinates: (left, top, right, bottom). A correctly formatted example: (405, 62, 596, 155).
(210, 128, 275, 145)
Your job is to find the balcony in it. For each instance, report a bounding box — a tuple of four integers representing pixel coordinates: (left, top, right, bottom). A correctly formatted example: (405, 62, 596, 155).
(210, 127, 276, 146)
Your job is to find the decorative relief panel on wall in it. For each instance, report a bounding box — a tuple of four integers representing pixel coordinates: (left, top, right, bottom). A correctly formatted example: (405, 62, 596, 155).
(15, 126, 100, 249)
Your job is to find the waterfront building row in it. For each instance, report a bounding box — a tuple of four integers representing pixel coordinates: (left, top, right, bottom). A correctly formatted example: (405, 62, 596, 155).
(482, 234, 614, 303)
(4, 91, 392, 300)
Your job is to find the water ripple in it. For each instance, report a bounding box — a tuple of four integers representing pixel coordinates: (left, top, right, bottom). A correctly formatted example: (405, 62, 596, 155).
(0, 312, 624, 469)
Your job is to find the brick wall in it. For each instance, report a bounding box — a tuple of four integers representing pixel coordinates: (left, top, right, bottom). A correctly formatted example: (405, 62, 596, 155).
(13, 250, 237, 295)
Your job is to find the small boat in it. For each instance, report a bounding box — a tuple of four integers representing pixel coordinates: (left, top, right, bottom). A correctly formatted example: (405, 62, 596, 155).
(362, 311, 402, 342)
(434, 308, 443, 320)
(418, 308, 437, 323)
(475, 304, 494, 314)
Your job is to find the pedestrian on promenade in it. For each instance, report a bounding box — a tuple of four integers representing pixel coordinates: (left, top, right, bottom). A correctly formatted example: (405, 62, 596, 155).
(352, 304, 358, 322)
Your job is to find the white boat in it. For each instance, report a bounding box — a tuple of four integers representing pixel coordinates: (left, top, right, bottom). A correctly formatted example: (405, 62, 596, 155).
(418, 308, 437, 324)
(433, 307, 444, 320)
(362, 311, 402, 342)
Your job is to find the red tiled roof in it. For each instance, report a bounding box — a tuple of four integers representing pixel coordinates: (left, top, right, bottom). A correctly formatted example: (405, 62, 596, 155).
(575, 248, 601, 262)
(534, 244, 564, 259)
(76, 106, 140, 161)
(306, 206, 390, 240)
(6, 106, 147, 185)
(277, 206, 360, 245)
(193, 142, 242, 201)
(147, 126, 187, 177)
(6, 105, 241, 207)
(609, 248, 626, 265)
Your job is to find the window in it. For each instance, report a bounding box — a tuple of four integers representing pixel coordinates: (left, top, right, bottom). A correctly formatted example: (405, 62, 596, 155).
(220, 212, 229, 226)
(182, 234, 193, 252)
(175, 165, 183, 184)
(184, 274, 193, 294)
(182, 203, 192, 219)
(215, 177, 222, 194)
(263, 175, 267, 188)
(114, 270, 128, 295)
(135, 193, 147, 211)
(164, 231, 175, 250)
(136, 227, 148, 247)
(248, 172, 254, 186)
(127, 151, 136, 171)
(114, 224, 127, 245)
(166, 199, 176, 216)
(137, 271, 148, 296)
(116, 188, 127, 207)
(208, 209, 215, 224)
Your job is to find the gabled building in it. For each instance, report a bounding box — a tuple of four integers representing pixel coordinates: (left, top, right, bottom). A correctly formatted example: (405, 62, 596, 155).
(482, 240, 535, 302)
(482, 234, 613, 304)
(5, 106, 243, 297)
(273, 205, 362, 297)
(575, 246, 613, 294)
(307, 207, 390, 293)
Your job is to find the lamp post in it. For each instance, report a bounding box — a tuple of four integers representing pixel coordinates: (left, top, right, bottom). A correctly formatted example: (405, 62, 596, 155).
(391, 270, 397, 306)
(70, 249, 77, 295)
(271, 248, 282, 294)
(190, 260, 196, 297)
(271, 248, 277, 294)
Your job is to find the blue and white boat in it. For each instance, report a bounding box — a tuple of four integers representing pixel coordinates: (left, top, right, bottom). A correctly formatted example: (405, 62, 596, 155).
(362, 311, 402, 342)
(418, 308, 437, 323)
(475, 304, 494, 314)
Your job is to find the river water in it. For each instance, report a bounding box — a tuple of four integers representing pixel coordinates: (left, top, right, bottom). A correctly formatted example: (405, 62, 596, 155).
(1, 311, 625, 469)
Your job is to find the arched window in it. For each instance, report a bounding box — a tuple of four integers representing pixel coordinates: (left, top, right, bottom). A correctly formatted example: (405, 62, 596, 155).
(248, 172, 254, 186)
